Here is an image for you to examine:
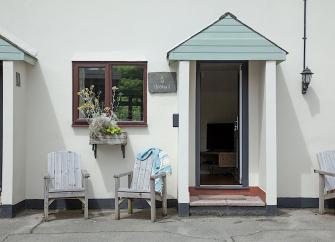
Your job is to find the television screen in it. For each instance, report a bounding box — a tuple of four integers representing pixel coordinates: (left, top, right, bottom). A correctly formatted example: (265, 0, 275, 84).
(207, 123, 235, 151)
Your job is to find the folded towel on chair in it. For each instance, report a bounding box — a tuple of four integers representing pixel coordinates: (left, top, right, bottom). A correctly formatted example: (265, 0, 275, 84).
(136, 148, 172, 192)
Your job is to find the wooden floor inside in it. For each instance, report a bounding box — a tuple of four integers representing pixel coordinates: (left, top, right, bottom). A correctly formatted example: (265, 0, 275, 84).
(200, 174, 240, 185)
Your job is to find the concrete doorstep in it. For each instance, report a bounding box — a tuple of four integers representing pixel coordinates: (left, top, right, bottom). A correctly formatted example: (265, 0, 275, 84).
(1, 208, 335, 241)
(190, 195, 266, 207)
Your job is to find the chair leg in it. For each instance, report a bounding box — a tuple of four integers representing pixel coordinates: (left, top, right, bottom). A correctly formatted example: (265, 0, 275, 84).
(114, 177, 120, 220)
(44, 197, 49, 221)
(319, 174, 325, 214)
(162, 176, 167, 217)
(150, 179, 156, 222)
(115, 197, 120, 220)
(128, 199, 133, 214)
(84, 195, 88, 219)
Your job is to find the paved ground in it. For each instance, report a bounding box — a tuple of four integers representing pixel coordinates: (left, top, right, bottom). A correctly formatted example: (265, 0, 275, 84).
(1, 208, 335, 242)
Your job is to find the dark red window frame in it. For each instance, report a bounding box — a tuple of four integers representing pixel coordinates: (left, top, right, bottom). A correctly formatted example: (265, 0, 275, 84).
(72, 61, 147, 127)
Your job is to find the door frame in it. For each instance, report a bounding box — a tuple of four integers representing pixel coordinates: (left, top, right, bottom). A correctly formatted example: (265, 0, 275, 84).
(195, 60, 249, 188)
(0, 61, 2, 192)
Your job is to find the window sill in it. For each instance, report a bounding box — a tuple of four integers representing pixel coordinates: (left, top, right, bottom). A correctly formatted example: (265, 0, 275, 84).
(72, 123, 148, 128)
(118, 123, 148, 128)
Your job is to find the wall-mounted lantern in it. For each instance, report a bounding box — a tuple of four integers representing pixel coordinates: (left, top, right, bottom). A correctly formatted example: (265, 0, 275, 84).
(301, 0, 313, 94)
(301, 67, 313, 94)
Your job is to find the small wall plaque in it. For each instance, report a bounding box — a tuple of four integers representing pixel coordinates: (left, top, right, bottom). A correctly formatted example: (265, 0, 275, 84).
(15, 72, 21, 87)
(148, 72, 177, 93)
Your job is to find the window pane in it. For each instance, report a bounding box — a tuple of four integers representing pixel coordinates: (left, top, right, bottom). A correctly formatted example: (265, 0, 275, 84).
(79, 67, 105, 118)
(111, 65, 144, 121)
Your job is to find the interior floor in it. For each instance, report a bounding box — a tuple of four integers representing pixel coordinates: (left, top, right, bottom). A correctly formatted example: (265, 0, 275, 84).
(200, 173, 239, 185)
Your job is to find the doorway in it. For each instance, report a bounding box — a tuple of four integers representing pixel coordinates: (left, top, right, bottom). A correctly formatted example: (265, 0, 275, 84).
(196, 61, 248, 187)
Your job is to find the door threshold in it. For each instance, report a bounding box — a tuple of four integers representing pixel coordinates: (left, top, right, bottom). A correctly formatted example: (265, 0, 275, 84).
(196, 185, 249, 190)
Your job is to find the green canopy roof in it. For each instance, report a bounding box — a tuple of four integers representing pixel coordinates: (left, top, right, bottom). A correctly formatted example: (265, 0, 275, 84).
(0, 34, 37, 65)
(167, 12, 288, 62)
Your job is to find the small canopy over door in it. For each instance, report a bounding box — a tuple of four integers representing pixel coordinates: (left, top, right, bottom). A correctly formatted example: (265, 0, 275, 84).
(167, 12, 288, 62)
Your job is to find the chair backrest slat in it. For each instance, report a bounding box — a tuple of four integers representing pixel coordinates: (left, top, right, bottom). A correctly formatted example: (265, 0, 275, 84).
(131, 156, 154, 192)
(48, 151, 82, 190)
(317, 150, 335, 192)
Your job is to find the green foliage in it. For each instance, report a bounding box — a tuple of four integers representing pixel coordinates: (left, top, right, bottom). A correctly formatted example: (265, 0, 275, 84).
(118, 78, 143, 95)
(113, 66, 144, 122)
(104, 126, 122, 135)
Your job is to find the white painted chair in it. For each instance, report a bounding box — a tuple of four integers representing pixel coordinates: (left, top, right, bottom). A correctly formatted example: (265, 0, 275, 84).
(314, 150, 335, 214)
(114, 156, 167, 222)
(44, 151, 90, 221)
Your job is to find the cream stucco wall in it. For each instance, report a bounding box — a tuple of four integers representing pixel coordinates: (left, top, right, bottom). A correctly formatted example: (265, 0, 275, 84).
(13, 61, 27, 204)
(249, 61, 263, 188)
(2, 61, 27, 205)
(2, 61, 14, 205)
(0, 0, 334, 202)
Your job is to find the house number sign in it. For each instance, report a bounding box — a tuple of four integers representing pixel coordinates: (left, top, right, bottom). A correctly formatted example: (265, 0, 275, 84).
(148, 72, 177, 93)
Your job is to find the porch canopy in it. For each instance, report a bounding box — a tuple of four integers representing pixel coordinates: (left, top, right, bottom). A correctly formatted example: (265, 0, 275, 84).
(167, 12, 288, 62)
(168, 12, 288, 216)
(0, 33, 37, 65)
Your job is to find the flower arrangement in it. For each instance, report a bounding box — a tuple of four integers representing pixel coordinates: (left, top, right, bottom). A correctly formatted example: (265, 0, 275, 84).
(78, 85, 123, 138)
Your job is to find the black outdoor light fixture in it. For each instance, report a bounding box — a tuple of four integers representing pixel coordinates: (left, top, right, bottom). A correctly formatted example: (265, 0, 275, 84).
(301, 0, 313, 94)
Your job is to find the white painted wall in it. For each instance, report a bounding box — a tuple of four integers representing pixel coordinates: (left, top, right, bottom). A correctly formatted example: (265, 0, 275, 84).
(249, 61, 262, 188)
(12, 61, 27, 204)
(2, 61, 27, 205)
(0, 0, 334, 201)
(2, 61, 14, 204)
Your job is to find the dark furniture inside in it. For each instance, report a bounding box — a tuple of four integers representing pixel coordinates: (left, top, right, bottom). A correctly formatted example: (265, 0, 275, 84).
(200, 123, 238, 185)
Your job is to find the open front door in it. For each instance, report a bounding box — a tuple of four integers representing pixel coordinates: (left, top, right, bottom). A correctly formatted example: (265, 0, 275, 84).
(234, 65, 243, 184)
(240, 62, 249, 187)
(196, 61, 248, 188)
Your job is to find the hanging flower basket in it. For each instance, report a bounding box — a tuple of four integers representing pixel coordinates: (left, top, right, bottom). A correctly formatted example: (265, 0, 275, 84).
(77, 85, 127, 158)
(89, 132, 127, 145)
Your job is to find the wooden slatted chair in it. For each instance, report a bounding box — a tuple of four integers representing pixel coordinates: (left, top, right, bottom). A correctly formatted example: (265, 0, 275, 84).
(114, 155, 167, 222)
(44, 151, 90, 221)
(315, 150, 335, 214)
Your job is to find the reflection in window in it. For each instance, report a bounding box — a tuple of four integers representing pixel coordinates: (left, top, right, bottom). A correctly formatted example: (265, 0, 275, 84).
(112, 66, 144, 121)
(79, 67, 105, 118)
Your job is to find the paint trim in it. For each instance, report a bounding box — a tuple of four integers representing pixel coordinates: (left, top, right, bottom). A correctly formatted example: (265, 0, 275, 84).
(0, 199, 178, 218)
(266, 205, 278, 215)
(277, 197, 335, 208)
(178, 203, 190, 217)
(0, 200, 25, 218)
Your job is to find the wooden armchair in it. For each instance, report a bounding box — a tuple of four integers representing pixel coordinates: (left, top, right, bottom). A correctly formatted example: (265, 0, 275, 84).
(44, 151, 90, 221)
(114, 156, 167, 222)
(314, 150, 335, 214)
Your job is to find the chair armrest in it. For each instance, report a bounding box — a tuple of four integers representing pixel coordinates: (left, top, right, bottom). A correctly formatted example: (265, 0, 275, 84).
(82, 170, 90, 178)
(151, 172, 167, 180)
(114, 171, 133, 178)
(44, 175, 54, 180)
(314, 169, 335, 177)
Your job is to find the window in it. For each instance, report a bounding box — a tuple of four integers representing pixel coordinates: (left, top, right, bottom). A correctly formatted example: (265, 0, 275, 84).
(72, 62, 147, 126)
